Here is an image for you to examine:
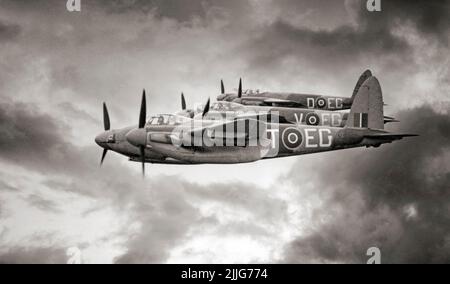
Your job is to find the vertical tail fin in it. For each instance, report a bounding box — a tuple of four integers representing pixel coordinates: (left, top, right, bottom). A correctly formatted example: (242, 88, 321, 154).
(351, 69, 372, 101)
(346, 76, 384, 130)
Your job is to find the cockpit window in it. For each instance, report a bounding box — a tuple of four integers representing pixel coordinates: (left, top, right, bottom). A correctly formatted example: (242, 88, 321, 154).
(210, 101, 245, 112)
(146, 114, 191, 126)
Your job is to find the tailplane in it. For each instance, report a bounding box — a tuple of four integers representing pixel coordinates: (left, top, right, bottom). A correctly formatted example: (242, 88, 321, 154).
(363, 133, 419, 147)
(364, 133, 418, 141)
(346, 76, 384, 130)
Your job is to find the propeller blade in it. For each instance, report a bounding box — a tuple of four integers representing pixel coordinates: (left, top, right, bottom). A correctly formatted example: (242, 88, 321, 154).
(181, 92, 186, 110)
(100, 148, 108, 166)
(103, 102, 110, 131)
(238, 78, 242, 98)
(221, 80, 225, 94)
(140, 146, 145, 177)
(139, 89, 147, 129)
(202, 97, 210, 117)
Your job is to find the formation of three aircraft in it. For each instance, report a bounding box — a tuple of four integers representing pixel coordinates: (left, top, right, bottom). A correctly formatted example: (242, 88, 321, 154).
(95, 70, 417, 175)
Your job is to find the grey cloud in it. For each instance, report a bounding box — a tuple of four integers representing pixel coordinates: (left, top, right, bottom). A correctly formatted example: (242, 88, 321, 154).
(25, 194, 61, 214)
(57, 102, 99, 125)
(240, 0, 449, 75)
(0, 180, 18, 192)
(113, 179, 203, 263)
(0, 226, 7, 241)
(0, 0, 448, 264)
(189, 182, 288, 224)
(0, 0, 250, 23)
(242, 20, 409, 73)
(113, 178, 289, 263)
(0, 100, 89, 175)
(92, 0, 251, 22)
(282, 105, 450, 263)
(0, 246, 67, 264)
(0, 99, 136, 202)
(95, 0, 207, 21)
(355, 0, 450, 46)
(0, 20, 20, 42)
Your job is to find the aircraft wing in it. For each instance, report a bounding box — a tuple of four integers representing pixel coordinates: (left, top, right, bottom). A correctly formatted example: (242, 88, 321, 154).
(364, 133, 418, 141)
(238, 96, 305, 107)
(262, 98, 306, 107)
(234, 111, 280, 122)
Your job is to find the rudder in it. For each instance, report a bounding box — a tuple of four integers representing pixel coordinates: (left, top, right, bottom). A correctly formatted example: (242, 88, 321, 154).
(346, 76, 384, 130)
(351, 69, 372, 101)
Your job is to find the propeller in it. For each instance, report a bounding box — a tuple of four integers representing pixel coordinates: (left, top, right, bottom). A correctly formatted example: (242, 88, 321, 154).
(139, 144, 145, 177)
(221, 80, 225, 95)
(100, 102, 110, 166)
(181, 92, 186, 110)
(138, 89, 147, 176)
(238, 78, 242, 98)
(202, 97, 210, 117)
(139, 90, 147, 129)
(103, 102, 110, 131)
(100, 148, 108, 166)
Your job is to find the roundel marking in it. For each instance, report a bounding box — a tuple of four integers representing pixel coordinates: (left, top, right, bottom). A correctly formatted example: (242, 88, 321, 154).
(282, 127, 303, 150)
(287, 132, 298, 144)
(306, 112, 320, 126)
(316, 98, 326, 108)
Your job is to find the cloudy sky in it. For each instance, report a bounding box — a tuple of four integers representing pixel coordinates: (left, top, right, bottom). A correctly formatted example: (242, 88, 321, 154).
(0, 0, 449, 263)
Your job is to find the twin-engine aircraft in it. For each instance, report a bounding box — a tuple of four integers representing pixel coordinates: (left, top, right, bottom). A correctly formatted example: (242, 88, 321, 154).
(213, 72, 397, 127)
(95, 75, 416, 175)
(217, 70, 373, 110)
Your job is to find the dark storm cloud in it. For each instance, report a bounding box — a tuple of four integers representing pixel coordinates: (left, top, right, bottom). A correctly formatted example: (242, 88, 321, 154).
(356, 0, 450, 46)
(92, 0, 250, 22)
(0, 100, 88, 175)
(94, 0, 206, 21)
(244, 20, 409, 70)
(241, 0, 450, 72)
(0, 99, 134, 200)
(0, 20, 20, 42)
(0, 246, 66, 264)
(282, 105, 450, 263)
(0, 0, 250, 23)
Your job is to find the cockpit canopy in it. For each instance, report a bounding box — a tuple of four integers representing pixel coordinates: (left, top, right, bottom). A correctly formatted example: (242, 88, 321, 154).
(146, 114, 191, 126)
(210, 101, 245, 112)
(146, 102, 247, 125)
(192, 101, 247, 121)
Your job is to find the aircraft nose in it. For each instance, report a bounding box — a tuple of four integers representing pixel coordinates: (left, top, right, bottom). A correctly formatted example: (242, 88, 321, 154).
(95, 131, 109, 148)
(126, 128, 147, 147)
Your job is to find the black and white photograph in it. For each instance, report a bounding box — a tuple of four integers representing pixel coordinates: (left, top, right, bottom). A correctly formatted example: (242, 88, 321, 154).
(0, 0, 449, 268)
